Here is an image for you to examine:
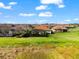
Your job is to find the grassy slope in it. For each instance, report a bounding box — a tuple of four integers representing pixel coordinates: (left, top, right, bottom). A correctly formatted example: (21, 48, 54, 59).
(0, 27, 79, 46)
(0, 28, 79, 59)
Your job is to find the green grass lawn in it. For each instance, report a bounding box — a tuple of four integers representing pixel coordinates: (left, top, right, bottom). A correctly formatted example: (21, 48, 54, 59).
(0, 27, 79, 47)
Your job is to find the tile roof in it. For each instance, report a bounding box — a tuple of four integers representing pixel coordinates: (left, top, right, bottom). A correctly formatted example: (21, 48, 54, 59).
(34, 25, 49, 30)
(52, 26, 67, 30)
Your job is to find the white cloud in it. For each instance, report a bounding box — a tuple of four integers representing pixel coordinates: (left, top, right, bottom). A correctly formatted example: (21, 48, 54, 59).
(74, 18, 79, 21)
(9, 2, 17, 5)
(0, 2, 12, 9)
(0, 2, 17, 10)
(40, 0, 65, 8)
(64, 18, 79, 22)
(64, 19, 71, 22)
(35, 5, 47, 10)
(38, 12, 53, 17)
(3, 6, 12, 9)
(58, 4, 65, 8)
(0, 2, 4, 7)
(19, 13, 36, 17)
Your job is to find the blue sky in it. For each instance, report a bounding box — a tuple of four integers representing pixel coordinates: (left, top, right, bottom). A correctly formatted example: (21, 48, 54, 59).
(0, 0, 79, 24)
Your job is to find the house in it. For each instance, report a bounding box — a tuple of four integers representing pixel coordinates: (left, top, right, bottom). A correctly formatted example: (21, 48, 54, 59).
(66, 24, 76, 29)
(31, 25, 54, 37)
(51, 25, 68, 32)
(33, 25, 53, 34)
(0, 24, 12, 37)
(31, 29, 48, 37)
(0, 24, 33, 37)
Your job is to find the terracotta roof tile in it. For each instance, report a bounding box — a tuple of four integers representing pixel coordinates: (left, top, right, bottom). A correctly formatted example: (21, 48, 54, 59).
(34, 25, 49, 30)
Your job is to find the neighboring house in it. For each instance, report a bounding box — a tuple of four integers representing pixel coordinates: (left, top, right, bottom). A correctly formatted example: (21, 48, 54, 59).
(0, 24, 12, 37)
(66, 24, 76, 29)
(0, 24, 72, 37)
(0, 24, 33, 37)
(32, 25, 53, 35)
(51, 26, 68, 32)
(31, 29, 48, 37)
